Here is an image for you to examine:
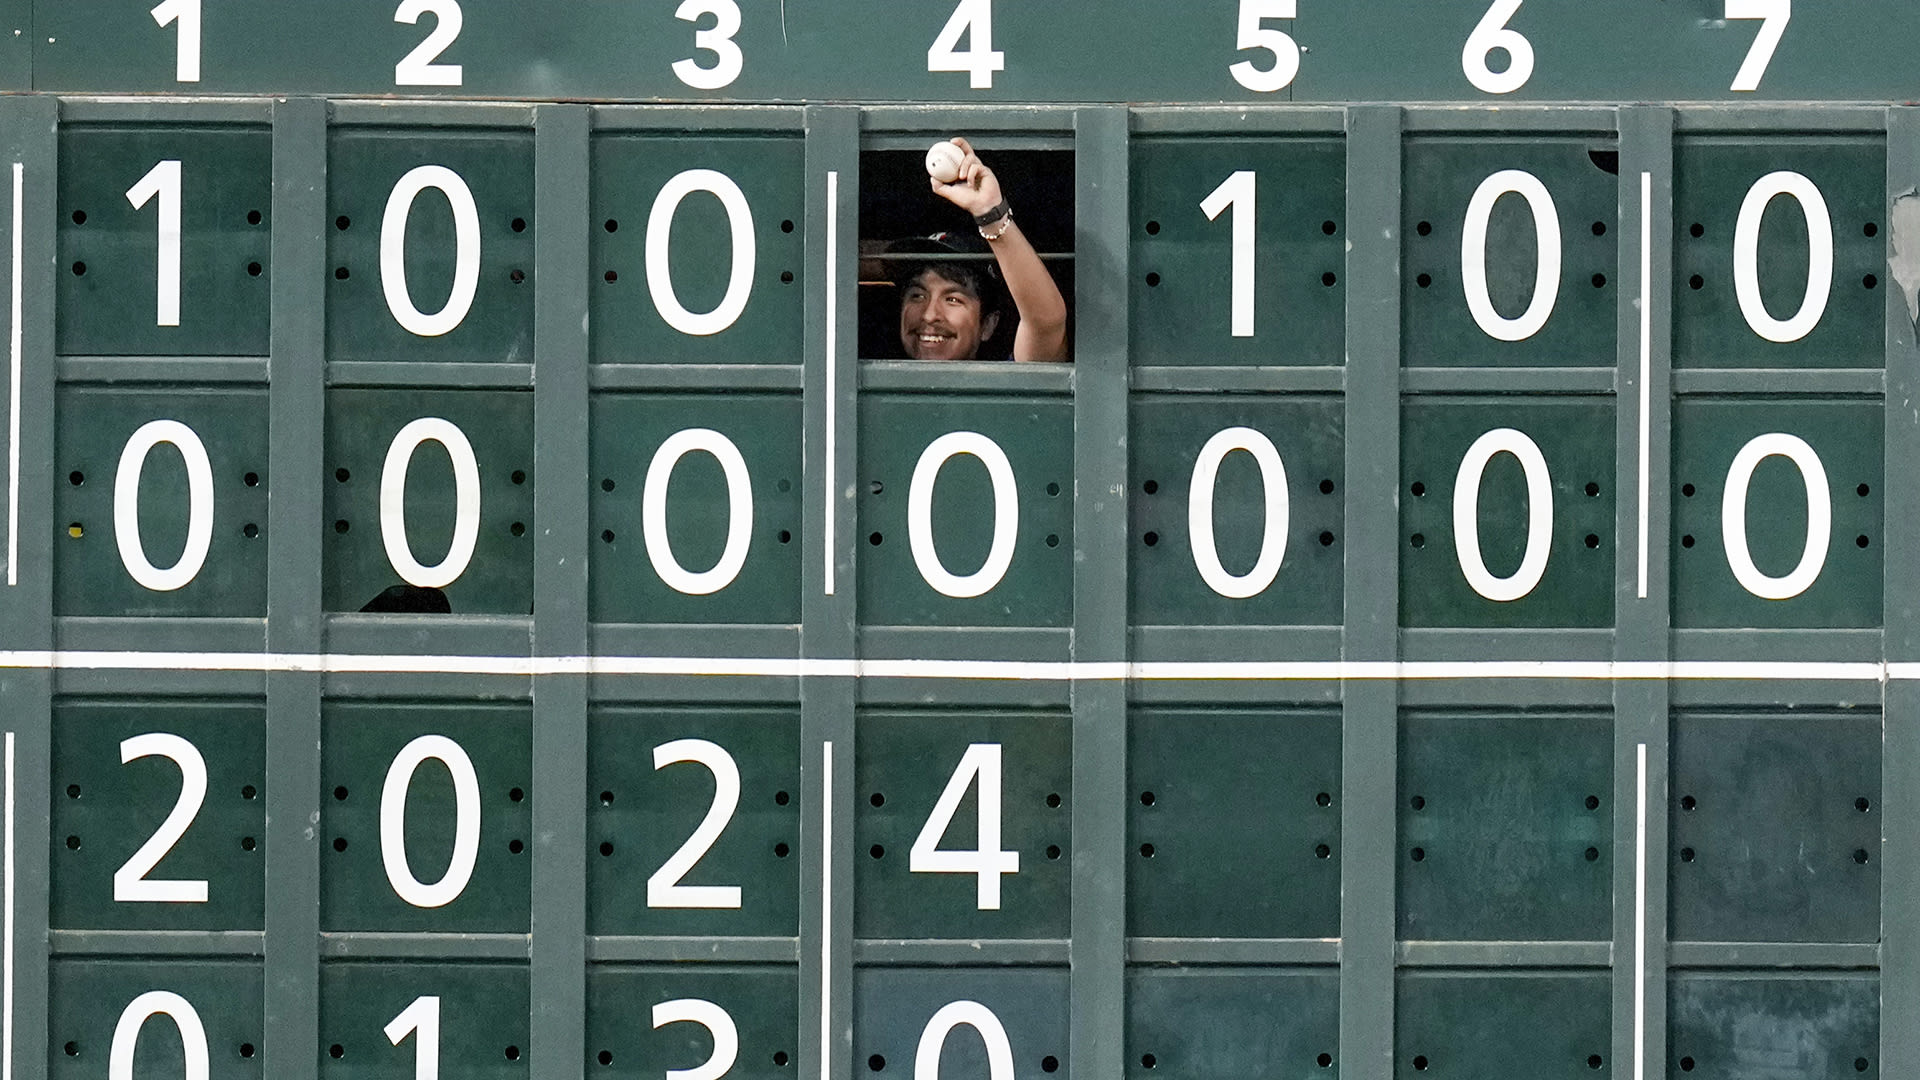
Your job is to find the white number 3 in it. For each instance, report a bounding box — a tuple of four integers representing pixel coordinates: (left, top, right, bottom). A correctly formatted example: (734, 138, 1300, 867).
(673, 0, 745, 90)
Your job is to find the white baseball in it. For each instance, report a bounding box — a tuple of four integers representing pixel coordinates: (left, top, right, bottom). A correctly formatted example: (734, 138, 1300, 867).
(925, 140, 965, 184)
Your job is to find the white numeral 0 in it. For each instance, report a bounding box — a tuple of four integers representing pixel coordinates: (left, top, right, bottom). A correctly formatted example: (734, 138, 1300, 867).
(1200, 170, 1256, 338)
(1721, 432, 1829, 600)
(648, 170, 756, 337)
(149, 0, 201, 83)
(673, 0, 744, 90)
(386, 996, 441, 1080)
(1462, 0, 1533, 95)
(381, 165, 481, 337)
(380, 417, 482, 589)
(911, 744, 1019, 910)
(115, 419, 214, 593)
(647, 739, 743, 910)
(916, 1001, 1016, 1080)
(394, 0, 464, 87)
(125, 159, 182, 327)
(112, 992, 209, 1080)
(1461, 169, 1561, 342)
(1733, 171, 1831, 343)
(908, 432, 1019, 599)
(1189, 427, 1289, 599)
(380, 735, 482, 909)
(654, 999, 740, 1080)
(1453, 428, 1554, 602)
(644, 429, 753, 596)
(1229, 0, 1299, 93)
(113, 733, 209, 903)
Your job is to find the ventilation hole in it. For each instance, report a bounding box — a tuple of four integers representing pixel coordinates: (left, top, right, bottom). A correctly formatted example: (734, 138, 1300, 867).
(604, 270, 618, 283)
(600, 841, 614, 856)
(510, 218, 526, 233)
(1416, 272, 1432, 288)
(330, 1045, 344, 1059)
(335, 467, 351, 483)
(71, 210, 86, 225)
(1583, 534, 1599, 549)
(335, 216, 351, 231)
(777, 478, 792, 492)
(247, 209, 263, 226)
(1322, 271, 1337, 287)
(870, 844, 885, 859)
(1589, 273, 1605, 288)
(1414, 1055, 1429, 1071)
(1586, 795, 1600, 810)
(510, 521, 526, 537)
(1857, 1058, 1871, 1071)
(246, 261, 263, 277)
(598, 1050, 613, 1066)
(67, 471, 84, 486)
(604, 219, 619, 233)
(1314, 843, 1331, 859)
(1046, 844, 1061, 860)
(240, 784, 256, 800)
(1411, 795, 1426, 810)
(601, 529, 616, 543)
(870, 480, 885, 495)
(1319, 478, 1335, 494)
(1680, 1057, 1695, 1071)
(1144, 220, 1160, 235)
(780, 219, 795, 233)
(1416, 221, 1432, 236)
(240, 835, 257, 852)
(1858, 796, 1872, 812)
(66, 784, 80, 798)
(70, 261, 85, 276)
(65, 835, 80, 849)
(1680, 847, 1695, 862)
(1858, 535, 1871, 548)
(1588, 1055, 1604, 1070)
(1854, 848, 1871, 864)
(1410, 481, 1426, 497)
(512, 470, 527, 485)
(508, 839, 524, 854)
(1045, 534, 1059, 547)
(1681, 534, 1695, 548)
(1041, 1056, 1059, 1073)
(242, 523, 259, 539)
(868, 532, 883, 546)
(334, 519, 350, 534)
(1142, 1053, 1158, 1068)
(1689, 223, 1704, 238)
(1139, 843, 1156, 858)
(332, 837, 347, 852)
(1592, 221, 1607, 236)
(67, 523, 83, 538)
(64, 1041, 79, 1057)
(1865, 274, 1879, 290)
(1140, 791, 1156, 806)
(240, 1043, 256, 1058)
(1410, 847, 1425, 862)
(1145, 272, 1161, 287)
(600, 791, 615, 805)
(1585, 481, 1600, 497)
(509, 268, 526, 284)
(869, 1055, 886, 1071)
(1681, 794, 1697, 810)
(334, 786, 350, 800)
(774, 842, 790, 858)
(1859, 483, 1872, 496)
(1316, 792, 1332, 807)
(774, 1051, 790, 1066)
(1047, 482, 1060, 496)
(505, 1046, 521, 1060)
(1142, 479, 1159, 495)
(334, 267, 349, 280)
(1322, 220, 1338, 235)
(778, 530, 792, 544)
(1585, 847, 1600, 862)
(1143, 531, 1159, 547)
(1688, 274, 1704, 290)
(1319, 1052, 1334, 1067)
(870, 792, 886, 807)
(1410, 533, 1425, 549)
(1865, 222, 1879, 237)
(1319, 531, 1335, 546)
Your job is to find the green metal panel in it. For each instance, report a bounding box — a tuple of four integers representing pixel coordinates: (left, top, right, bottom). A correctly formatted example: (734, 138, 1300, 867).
(1130, 137, 1345, 366)
(1395, 972, 1611, 1079)
(54, 386, 270, 617)
(1674, 138, 1886, 369)
(854, 968, 1069, 1076)
(1398, 711, 1612, 942)
(856, 395, 1073, 628)
(1126, 969, 1340, 1079)
(327, 128, 535, 364)
(320, 701, 532, 933)
(1669, 712, 1880, 944)
(587, 393, 802, 625)
(323, 388, 534, 615)
(1400, 398, 1615, 628)
(1402, 137, 1618, 369)
(586, 966, 799, 1078)
(586, 705, 799, 937)
(1128, 708, 1340, 940)
(51, 698, 265, 931)
(855, 710, 1070, 940)
(1669, 974, 1879, 1079)
(1129, 395, 1343, 627)
(1670, 399, 1883, 629)
(589, 135, 805, 365)
(57, 124, 271, 356)
(50, 959, 264, 1077)
(318, 962, 528, 1077)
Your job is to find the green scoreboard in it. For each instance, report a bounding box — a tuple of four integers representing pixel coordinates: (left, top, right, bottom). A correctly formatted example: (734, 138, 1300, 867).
(2, 2, 1919, 1079)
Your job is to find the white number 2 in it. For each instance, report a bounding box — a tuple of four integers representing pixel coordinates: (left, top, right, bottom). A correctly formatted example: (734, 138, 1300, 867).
(394, 0, 464, 87)
(1200, 170, 1256, 338)
(113, 733, 209, 904)
(648, 739, 743, 909)
(1229, 0, 1299, 93)
(1462, 0, 1533, 95)
(125, 160, 182, 328)
(149, 0, 200, 83)
(928, 0, 1004, 90)
(911, 743, 1019, 911)
(1727, 0, 1789, 92)
(673, 0, 744, 90)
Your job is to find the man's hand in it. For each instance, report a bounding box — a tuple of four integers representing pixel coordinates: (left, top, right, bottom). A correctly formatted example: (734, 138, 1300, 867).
(928, 137, 1003, 218)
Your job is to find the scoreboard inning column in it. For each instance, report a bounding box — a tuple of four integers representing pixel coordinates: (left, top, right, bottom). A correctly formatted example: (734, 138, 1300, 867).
(0, 3, 1918, 1080)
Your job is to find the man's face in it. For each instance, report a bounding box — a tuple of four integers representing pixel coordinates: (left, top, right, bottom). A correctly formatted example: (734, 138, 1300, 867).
(899, 269, 999, 361)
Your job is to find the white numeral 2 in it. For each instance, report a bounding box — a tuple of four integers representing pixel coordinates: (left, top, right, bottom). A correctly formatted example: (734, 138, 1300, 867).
(125, 160, 182, 327)
(648, 739, 743, 909)
(928, 0, 1004, 90)
(149, 0, 201, 83)
(1727, 0, 1789, 92)
(394, 0, 464, 87)
(1200, 170, 1256, 338)
(911, 743, 1019, 910)
(113, 733, 209, 903)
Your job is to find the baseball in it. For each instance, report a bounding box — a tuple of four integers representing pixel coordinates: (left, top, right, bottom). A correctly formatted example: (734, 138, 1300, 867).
(925, 140, 965, 183)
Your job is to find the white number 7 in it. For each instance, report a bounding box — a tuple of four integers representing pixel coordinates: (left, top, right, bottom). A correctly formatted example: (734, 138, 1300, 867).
(1726, 0, 1789, 92)
(910, 743, 1019, 910)
(149, 0, 201, 83)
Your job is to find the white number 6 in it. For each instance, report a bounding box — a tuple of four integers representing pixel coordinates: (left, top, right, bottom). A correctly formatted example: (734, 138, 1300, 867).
(1462, 0, 1533, 95)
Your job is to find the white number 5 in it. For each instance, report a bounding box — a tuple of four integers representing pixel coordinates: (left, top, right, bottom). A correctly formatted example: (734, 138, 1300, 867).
(1229, 0, 1299, 92)
(673, 0, 745, 90)
(1727, 0, 1789, 92)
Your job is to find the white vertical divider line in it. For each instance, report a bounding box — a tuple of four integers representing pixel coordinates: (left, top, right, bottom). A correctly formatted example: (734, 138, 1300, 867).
(1636, 170, 1652, 600)
(3, 730, 14, 1080)
(1633, 740, 1648, 1080)
(7, 162, 22, 588)
(823, 171, 838, 596)
(819, 739, 834, 1078)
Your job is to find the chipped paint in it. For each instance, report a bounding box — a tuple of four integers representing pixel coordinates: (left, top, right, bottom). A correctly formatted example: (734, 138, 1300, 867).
(1888, 187, 1920, 327)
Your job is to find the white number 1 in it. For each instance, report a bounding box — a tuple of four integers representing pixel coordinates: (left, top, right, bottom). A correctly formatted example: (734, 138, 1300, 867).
(910, 743, 1019, 910)
(928, 0, 1004, 90)
(385, 996, 441, 1080)
(1726, 0, 1790, 91)
(149, 0, 201, 82)
(1200, 170, 1257, 338)
(126, 160, 182, 328)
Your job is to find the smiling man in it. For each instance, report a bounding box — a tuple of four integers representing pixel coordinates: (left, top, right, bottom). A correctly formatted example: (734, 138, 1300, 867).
(893, 138, 1068, 363)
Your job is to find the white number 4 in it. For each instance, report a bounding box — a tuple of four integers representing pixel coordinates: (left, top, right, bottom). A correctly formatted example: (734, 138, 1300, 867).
(928, 0, 1004, 90)
(1230, 0, 1299, 93)
(910, 743, 1019, 910)
(1727, 0, 1789, 92)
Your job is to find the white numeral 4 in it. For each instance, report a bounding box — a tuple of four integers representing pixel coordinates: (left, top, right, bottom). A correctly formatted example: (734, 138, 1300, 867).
(1462, 0, 1532, 95)
(394, 0, 464, 87)
(1229, 0, 1299, 93)
(149, 0, 201, 83)
(928, 0, 1004, 90)
(125, 160, 182, 327)
(113, 733, 209, 903)
(673, 0, 745, 90)
(386, 996, 441, 1080)
(1200, 170, 1257, 337)
(910, 743, 1019, 910)
(1727, 0, 1789, 92)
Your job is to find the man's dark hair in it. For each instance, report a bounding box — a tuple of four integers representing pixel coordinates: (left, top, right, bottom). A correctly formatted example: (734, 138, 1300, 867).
(886, 233, 1006, 319)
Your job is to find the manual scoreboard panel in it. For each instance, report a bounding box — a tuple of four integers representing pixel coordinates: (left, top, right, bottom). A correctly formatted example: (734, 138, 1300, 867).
(1, 3, 1919, 1080)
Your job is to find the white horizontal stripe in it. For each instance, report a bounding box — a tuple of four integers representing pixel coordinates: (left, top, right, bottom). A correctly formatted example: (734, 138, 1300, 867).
(0, 650, 1898, 682)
